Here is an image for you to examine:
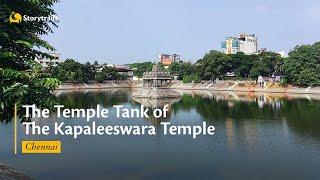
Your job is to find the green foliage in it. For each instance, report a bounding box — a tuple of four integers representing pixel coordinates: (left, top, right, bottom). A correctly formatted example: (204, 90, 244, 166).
(54, 59, 127, 82)
(182, 74, 201, 83)
(231, 52, 255, 78)
(193, 50, 285, 81)
(168, 62, 180, 75)
(196, 50, 231, 80)
(0, 0, 60, 122)
(248, 60, 270, 79)
(95, 73, 106, 83)
(0, 68, 61, 122)
(95, 66, 126, 82)
(129, 62, 154, 77)
(249, 52, 283, 79)
(168, 62, 194, 80)
(284, 42, 320, 86)
(53, 59, 96, 82)
(82, 62, 96, 82)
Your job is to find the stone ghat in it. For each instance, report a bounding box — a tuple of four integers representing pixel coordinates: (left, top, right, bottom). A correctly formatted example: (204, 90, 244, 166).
(162, 81, 320, 94)
(56, 81, 132, 90)
(132, 88, 181, 99)
(55, 81, 320, 95)
(0, 163, 33, 180)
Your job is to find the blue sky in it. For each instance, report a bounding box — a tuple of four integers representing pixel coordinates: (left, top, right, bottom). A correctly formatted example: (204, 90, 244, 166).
(45, 0, 320, 64)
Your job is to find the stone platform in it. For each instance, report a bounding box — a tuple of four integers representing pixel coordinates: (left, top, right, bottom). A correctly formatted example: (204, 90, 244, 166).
(132, 87, 181, 99)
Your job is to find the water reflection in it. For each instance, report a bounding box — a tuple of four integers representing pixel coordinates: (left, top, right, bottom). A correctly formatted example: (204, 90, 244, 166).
(1, 89, 320, 179)
(132, 97, 181, 126)
(174, 90, 320, 139)
(53, 89, 320, 139)
(54, 89, 130, 109)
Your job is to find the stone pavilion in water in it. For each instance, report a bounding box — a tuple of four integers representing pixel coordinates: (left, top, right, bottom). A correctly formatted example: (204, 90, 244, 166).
(132, 63, 181, 99)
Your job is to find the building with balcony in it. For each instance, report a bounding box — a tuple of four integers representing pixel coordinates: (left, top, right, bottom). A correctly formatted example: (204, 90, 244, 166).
(221, 33, 258, 55)
(159, 53, 181, 67)
(35, 52, 61, 68)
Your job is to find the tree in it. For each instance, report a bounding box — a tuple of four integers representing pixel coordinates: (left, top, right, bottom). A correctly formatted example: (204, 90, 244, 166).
(256, 52, 283, 75)
(81, 62, 96, 82)
(284, 42, 320, 86)
(168, 62, 194, 80)
(183, 74, 201, 83)
(230, 52, 255, 78)
(95, 73, 106, 83)
(228, 52, 284, 79)
(168, 62, 180, 76)
(249, 60, 270, 79)
(196, 50, 231, 80)
(0, 0, 60, 121)
(129, 62, 154, 77)
(53, 59, 82, 81)
(95, 66, 126, 82)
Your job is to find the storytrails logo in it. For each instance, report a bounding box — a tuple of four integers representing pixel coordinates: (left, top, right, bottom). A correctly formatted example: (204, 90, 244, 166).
(22, 104, 215, 139)
(9, 11, 58, 24)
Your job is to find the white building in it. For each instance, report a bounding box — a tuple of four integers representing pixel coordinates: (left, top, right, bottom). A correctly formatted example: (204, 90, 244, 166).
(35, 52, 61, 68)
(103, 64, 134, 80)
(221, 33, 258, 55)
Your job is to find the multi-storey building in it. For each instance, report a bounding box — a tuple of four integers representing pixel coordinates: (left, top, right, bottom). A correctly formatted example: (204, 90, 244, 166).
(35, 52, 61, 68)
(221, 33, 258, 55)
(159, 53, 181, 66)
